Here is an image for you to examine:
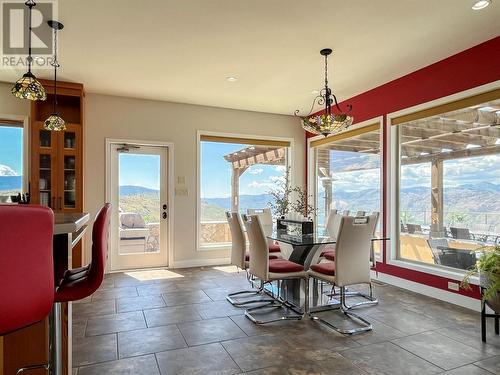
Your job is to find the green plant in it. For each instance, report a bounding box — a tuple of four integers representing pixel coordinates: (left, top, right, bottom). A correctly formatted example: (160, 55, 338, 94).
(291, 186, 317, 221)
(461, 245, 500, 303)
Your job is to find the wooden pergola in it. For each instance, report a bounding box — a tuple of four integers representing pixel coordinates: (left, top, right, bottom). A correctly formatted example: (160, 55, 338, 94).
(316, 104, 500, 237)
(224, 146, 286, 211)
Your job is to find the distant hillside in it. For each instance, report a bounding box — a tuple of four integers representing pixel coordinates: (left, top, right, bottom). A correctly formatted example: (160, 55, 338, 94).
(120, 185, 158, 196)
(115, 183, 500, 229)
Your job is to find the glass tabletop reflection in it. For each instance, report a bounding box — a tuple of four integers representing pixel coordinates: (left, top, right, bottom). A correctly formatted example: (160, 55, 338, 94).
(265, 226, 388, 247)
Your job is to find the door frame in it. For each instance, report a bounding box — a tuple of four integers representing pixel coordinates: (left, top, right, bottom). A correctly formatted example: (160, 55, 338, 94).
(105, 138, 174, 272)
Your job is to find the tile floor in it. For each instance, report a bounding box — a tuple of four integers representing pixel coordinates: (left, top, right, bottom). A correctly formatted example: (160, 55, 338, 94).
(72, 266, 500, 375)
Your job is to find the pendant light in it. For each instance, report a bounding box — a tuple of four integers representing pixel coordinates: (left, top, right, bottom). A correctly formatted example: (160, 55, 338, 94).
(11, 0, 46, 101)
(44, 20, 65, 131)
(294, 49, 353, 137)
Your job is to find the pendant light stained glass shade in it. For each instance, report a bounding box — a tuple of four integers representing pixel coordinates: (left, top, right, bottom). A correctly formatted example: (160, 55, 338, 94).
(11, 72, 47, 101)
(44, 113, 66, 131)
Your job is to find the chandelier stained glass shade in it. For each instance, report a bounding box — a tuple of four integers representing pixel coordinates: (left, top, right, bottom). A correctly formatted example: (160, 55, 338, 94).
(295, 49, 353, 137)
(11, 0, 46, 101)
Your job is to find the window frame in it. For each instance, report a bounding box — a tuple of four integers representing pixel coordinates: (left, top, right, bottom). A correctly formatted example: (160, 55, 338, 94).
(307, 117, 384, 261)
(387, 82, 500, 282)
(0, 114, 29, 195)
(196, 130, 295, 252)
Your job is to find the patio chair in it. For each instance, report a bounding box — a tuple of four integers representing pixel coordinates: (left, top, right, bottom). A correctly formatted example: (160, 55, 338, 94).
(427, 238, 449, 264)
(450, 227, 475, 240)
(407, 223, 422, 234)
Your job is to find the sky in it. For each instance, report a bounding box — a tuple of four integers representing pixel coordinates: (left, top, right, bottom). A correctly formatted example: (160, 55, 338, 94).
(119, 153, 160, 190)
(0, 126, 23, 176)
(200, 142, 285, 198)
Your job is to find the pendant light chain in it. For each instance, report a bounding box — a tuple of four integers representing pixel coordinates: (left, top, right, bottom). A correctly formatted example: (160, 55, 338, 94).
(27, 0, 34, 74)
(52, 26, 59, 114)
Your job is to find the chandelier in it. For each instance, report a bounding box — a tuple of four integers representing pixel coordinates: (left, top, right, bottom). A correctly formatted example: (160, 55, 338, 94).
(295, 49, 353, 137)
(11, 0, 46, 101)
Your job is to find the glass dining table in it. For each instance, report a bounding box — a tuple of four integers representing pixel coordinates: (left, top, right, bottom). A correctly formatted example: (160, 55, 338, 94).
(260, 226, 388, 311)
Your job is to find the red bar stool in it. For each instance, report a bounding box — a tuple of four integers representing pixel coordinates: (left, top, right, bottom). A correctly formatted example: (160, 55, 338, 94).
(0, 205, 55, 374)
(50, 203, 111, 375)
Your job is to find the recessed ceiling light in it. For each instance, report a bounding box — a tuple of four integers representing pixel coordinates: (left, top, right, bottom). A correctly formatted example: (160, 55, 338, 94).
(472, 0, 491, 10)
(441, 148, 453, 153)
(226, 76, 238, 82)
(420, 152, 430, 156)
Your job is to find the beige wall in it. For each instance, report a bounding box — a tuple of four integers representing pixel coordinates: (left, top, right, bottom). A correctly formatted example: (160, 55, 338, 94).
(0, 82, 305, 268)
(84, 93, 305, 267)
(0, 82, 29, 116)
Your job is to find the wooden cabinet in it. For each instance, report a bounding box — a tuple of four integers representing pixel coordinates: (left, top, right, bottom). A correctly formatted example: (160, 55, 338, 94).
(31, 121, 83, 212)
(30, 80, 84, 214)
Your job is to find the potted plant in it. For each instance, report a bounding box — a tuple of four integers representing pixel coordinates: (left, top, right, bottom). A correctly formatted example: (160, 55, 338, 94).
(290, 186, 317, 221)
(461, 245, 500, 313)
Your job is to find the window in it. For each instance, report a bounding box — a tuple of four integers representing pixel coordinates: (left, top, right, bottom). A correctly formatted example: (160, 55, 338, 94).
(0, 121, 24, 202)
(395, 93, 500, 272)
(198, 135, 290, 249)
(311, 122, 382, 255)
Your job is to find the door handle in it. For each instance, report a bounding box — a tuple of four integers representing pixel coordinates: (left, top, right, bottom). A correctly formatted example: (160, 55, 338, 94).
(162, 212, 167, 219)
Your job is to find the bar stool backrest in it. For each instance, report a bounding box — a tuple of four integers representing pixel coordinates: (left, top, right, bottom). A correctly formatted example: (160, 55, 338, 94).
(88, 203, 112, 289)
(226, 211, 246, 270)
(247, 208, 273, 227)
(243, 214, 269, 281)
(0, 205, 54, 335)
(335, 215, 377, 287)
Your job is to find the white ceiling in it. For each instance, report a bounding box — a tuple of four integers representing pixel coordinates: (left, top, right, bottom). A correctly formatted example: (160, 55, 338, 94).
(1, 0, 499, 115)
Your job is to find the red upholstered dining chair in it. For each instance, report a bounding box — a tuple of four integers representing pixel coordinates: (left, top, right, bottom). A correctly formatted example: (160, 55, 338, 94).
(308, 215, 377, 335)
(242, 214, 308, 324)
(0, 205, 54, 373)
(225, 211, 276, 306)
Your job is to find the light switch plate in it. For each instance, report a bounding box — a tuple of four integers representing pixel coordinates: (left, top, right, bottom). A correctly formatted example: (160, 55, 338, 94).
(175, 187, 188, 196)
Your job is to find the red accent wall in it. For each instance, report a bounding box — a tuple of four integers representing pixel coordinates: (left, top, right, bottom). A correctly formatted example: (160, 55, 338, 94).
(307, 37, 500, 300)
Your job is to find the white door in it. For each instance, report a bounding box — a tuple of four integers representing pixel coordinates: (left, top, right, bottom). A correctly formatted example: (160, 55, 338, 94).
(109, 143, 169, 271)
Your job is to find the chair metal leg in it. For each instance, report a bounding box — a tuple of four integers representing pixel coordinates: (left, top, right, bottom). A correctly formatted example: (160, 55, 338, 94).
(244, 278, 308, 325)
(16, 303, 62, 375)
(325, 283, 378, 309)
(310, 285, 372, 335)
(226, 279, 275, 307)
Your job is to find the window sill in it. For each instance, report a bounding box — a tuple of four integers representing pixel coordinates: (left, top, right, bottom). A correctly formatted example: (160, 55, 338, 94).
(385, 258, 479, 285)
(198, 243, 231, 252)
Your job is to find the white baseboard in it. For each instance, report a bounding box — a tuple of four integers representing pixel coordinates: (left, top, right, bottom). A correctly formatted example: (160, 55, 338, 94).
(169, 257, 231, 269)
(372, 271, 480, 312)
